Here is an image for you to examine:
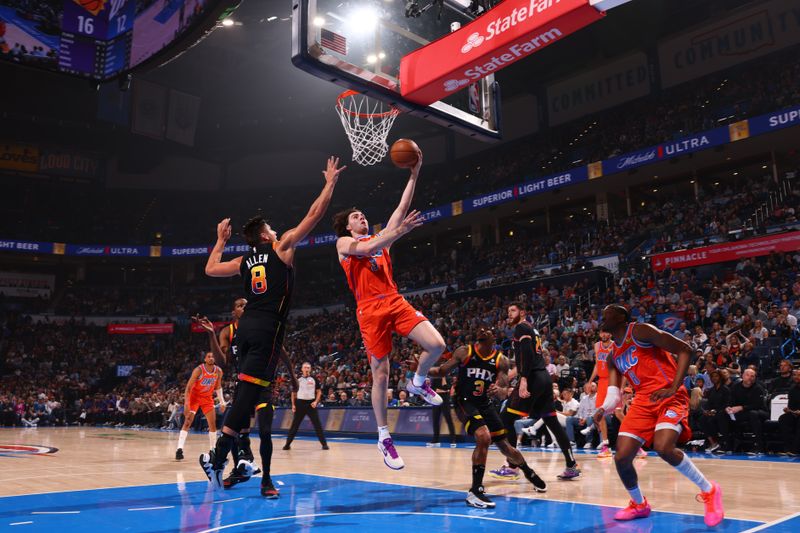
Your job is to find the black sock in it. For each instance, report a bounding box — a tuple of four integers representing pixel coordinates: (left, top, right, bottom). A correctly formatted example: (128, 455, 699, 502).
(513, 460, 533, 477)
(239, 433, 253, 461)
(213, 433, 235, 469)
(471, 464, 486, 491)
(230, 435, 240, 463)
(543, 416, 577, 468)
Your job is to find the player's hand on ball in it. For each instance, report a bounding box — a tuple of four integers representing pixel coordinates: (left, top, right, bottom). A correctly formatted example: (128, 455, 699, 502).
(410, 151, 423, 176)
(323, 156, 346, 184)
(217, 218, 232, 242)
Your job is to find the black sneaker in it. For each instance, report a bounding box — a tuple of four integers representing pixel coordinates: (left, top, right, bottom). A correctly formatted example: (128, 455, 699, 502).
(261, 479, 280, 499)
(282, 444, 291, 450)
(199, 451, 227, 491)
(465, 486, 495, 509)
(525, 469, 548, 493)
(175, 448, 184, 461)
(322, 444, 329, 450)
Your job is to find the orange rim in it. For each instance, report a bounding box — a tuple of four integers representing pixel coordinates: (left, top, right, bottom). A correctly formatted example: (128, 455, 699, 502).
(336, 90, 399, 119)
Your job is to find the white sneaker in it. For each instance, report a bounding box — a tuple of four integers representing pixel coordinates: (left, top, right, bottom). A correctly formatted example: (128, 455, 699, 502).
(583, 442, 593, 449)
(406, 380, 442, 406)
(522, 426, 536, 437)
(378, 438, 405, 470)
(580, 426, 594, 436)
(596, 440, 608, 450)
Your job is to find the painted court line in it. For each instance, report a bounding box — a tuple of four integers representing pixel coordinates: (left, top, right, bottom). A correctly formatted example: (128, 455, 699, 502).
(128, 506, 174, 511)
(10, 522, 33, 526)
(196, 511, 536, 532)
(31, 511, 80, 515)
(742, 511, 800, 532)
(212, 498, 243, 504)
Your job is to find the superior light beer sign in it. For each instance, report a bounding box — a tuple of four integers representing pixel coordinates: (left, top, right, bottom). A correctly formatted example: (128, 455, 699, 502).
(400, 0, 608, 105)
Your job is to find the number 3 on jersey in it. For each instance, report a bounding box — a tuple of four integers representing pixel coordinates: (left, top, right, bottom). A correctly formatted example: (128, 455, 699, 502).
(250, 265, 267, 294)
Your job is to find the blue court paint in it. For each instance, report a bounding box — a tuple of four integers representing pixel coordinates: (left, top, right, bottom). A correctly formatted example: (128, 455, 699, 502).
(0, 473, 766, 532)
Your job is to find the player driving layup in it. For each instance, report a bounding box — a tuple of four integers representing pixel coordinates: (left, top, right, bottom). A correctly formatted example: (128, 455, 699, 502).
(332, 151, 446, 470)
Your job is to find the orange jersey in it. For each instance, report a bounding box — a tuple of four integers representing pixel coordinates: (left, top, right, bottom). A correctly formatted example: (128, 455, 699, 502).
(190, 364, 220, 396)
(340, 234, 398, 304)
(594, 341, 613, 380)
(610, 323, 679, 396)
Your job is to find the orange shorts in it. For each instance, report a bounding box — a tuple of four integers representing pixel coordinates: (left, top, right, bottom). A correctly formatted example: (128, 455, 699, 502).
(187, 392, 215, 415)
(596, 378, 609, 408)
(356, 293, 427, 359)
(618, 387, 692, 447)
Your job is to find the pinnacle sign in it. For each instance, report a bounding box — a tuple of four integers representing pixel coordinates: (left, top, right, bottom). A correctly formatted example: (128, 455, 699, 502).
(399, 0, 604, 106)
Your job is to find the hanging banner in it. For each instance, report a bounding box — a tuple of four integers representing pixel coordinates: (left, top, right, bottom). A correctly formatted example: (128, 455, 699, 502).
(651, 231, 800, 271)
(547, 51, 650, 126)
(657, 0, 800, 88)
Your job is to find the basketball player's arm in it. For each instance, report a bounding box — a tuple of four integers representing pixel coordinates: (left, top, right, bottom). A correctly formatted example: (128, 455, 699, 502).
(385, 156, 422, 233)
(428, 345, 466, 377)
(280, 348, 298, 392)
(215, 369, 226, 413)
(278, 156, 345, 253)
(514, 323, 536, 399)
(184, 367, 200, 403)
(192, 316, 228, 364)
(587, 354, 598, 383)
(214, 327, 230, 365)
(634, 323, 693, 402)
(489, 355, 511, 400)
(593, 365, 622, 425)
(336, 210, 425, 258)
(205, 218, 243, 277)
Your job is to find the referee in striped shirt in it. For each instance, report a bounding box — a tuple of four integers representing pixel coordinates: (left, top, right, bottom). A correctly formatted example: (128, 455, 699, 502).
(283, 362, 329, 450)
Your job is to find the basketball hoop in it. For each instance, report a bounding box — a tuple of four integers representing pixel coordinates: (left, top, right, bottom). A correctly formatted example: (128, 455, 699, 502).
(335, 90, 399, 166)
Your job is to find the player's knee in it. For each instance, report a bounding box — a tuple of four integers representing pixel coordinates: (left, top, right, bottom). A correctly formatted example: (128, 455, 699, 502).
(429, 336, 446, 356)
(652, 441, 674, 458)
(475, 429, 491, 448)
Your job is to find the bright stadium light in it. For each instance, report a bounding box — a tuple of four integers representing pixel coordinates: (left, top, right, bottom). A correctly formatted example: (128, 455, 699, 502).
(221, 18, 234, 26)
(313, 16, 326, 26)
(347, 6, 379, 35)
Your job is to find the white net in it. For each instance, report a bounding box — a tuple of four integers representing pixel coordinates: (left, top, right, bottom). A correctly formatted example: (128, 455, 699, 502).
(336, 91, 399, 166)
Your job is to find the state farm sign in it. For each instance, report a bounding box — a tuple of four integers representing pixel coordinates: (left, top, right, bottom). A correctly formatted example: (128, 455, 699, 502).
(400, 0, 604, 105)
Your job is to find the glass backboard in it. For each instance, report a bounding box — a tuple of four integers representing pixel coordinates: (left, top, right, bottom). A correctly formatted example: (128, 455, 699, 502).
(292, 0, 501, 140)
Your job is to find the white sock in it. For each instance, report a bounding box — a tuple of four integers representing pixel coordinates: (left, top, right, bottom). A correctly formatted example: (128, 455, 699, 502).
(674, 454, 713, 493)
(378, 425, 390, 441)
(177, 430, 188, 449)
(208, 431, 217, 451)
(412, 373, 426, 387)
(627, 486, 645, 504)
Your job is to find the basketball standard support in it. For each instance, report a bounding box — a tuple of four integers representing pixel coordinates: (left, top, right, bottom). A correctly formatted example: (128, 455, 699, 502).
(400, 0, 633, 106)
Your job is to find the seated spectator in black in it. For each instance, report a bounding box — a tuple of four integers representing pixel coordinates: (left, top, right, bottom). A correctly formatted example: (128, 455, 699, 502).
(348, 389, 370, 407)
(725, 368, 769, 454)
(769, 360, 794, 396)
(778, 370, 800, 456)
(701, 370, 732, 454)
(337, 391, 350, 406)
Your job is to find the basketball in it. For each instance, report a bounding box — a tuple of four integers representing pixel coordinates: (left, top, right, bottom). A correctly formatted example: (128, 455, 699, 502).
(77, 0, 106, 16)
(389, 139, 421, 168)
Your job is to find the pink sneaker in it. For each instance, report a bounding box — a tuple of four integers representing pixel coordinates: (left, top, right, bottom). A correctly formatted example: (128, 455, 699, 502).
(697, 481, 724, 527)
(597, 444, 612, 458)
(636, 447, 648, 458)
(614, 499, 651, 521)
(406, 379, 442, 406)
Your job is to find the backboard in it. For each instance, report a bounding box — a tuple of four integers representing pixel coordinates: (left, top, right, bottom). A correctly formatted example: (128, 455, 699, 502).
(292, 0, 501, 141)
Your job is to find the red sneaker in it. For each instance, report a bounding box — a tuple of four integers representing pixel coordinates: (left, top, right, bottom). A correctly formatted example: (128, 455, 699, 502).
(697, 481, 724, 527)
(614, 498, 651, 520)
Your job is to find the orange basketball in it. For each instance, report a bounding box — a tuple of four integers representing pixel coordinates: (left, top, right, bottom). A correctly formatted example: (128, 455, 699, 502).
(77, 0, 105, 16)
(389, 139, 421, 169)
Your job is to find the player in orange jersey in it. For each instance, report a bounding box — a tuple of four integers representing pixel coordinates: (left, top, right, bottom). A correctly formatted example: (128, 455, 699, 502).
(332, 154, 446, 470)
(176, 352, 225, 460)
(593, 305, 723, 526)
(588, 331, 613, 456)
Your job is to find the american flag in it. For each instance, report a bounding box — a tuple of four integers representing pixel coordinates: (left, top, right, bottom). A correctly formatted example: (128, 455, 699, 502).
(320, 28, 347, 55)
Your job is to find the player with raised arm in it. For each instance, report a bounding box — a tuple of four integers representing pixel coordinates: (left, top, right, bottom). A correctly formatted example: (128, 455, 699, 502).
(198, 156, 345, 497)
(175, 352, 225, 460)
(332, 154, 446, 469)
(594, 304, 724, 526)
(429, 327, 546, 508)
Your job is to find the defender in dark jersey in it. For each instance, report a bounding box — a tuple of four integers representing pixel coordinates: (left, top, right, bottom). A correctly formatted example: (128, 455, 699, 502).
(199, 156, 345, 496)
(429, 327, 546, 508)
(490, 302, 580, 482)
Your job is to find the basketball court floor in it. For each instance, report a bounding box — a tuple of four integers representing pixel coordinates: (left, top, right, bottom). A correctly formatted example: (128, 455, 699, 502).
(2, 427, 799, 532)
